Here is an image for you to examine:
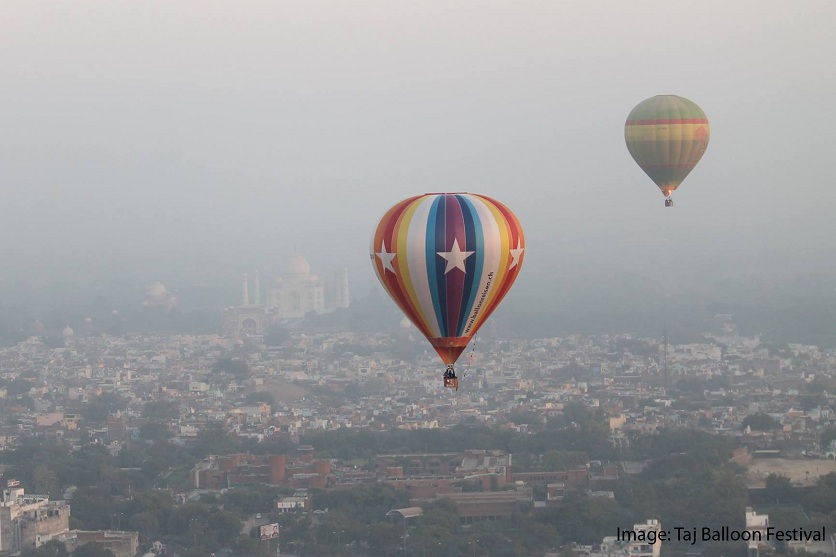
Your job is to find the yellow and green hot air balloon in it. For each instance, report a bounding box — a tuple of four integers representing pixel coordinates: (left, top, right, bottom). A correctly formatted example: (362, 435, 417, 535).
(625, 95, 710, 207)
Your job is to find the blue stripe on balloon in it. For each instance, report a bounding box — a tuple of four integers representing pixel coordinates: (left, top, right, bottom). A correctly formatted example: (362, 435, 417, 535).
(435, 195, 451, 337)
(425, 196, 445, 336)
(456, 195, 483, 336)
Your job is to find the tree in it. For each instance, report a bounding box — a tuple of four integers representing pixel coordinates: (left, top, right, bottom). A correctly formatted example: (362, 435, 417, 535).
(542, 451, 588, 471)
(366, 523, 403, 556)
(21, 539, 69, 557)
(83, 393, 128, 424)
(142, 400, 180, 421)
(562, 401, 594, 428)
(264, 325, 290, 346)
(820, 427, 836, 451)
(68, 487, 115, 530)
(191, 422, 240, 458)
(419, 498, 460, 537)
(205, 508, 243, 546)
(129, 511, 159, 547)
(223, 488, 278, 514)
(741, 413, 781, 431)
(180, 549, 212, 557)
(71, 543, 114, 557)
(211, 357, 249, 380)
(765, 473, 794, 504)
(4, 377, 35, 397)
(139, 422, 173, 441)
(807, 376, 835, 395)
(33, 465, 59, 496)
(244, 391, 275, 406)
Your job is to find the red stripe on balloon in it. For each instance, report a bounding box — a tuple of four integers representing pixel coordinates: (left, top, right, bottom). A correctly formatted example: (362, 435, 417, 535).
(443, 195, 466, 336)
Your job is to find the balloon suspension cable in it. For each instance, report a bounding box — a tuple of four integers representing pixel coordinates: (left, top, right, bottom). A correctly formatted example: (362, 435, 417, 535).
(463, 336, 477, 379)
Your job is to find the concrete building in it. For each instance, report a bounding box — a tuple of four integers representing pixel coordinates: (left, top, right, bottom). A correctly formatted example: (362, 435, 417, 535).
(412, 488, 534, 524)
(745, 507, 770, 557)
(0, 484, 70, 554)
(275, 490, 311, 513)
(189, 454, 286, 489)
(377, 450, 511, 483)
(512, 468, 590, 490)
(64, 530, 139, 557)
(189, 449, 331, 490)
(631, 519, 662, 557)
(589, 519, 662, 557)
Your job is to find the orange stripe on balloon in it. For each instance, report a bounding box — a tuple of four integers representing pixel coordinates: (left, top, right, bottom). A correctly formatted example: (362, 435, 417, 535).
(374, 197, 433, 340)
(394, 198, 436, 338)
(473, 196, 524, 335)
(625, 118, 708, 125)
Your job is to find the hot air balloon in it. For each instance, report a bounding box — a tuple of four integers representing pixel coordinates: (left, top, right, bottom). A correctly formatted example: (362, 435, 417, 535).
(625, 95, 710, 207)
(370, 193, 525, 390)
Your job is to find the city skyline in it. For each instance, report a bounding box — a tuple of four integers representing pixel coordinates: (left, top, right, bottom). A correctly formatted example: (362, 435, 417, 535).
(2, 2, 836, 556)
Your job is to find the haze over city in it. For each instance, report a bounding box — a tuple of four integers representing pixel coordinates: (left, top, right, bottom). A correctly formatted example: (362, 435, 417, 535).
(3, 4, 836, 557)
(2, 0, 835, 310)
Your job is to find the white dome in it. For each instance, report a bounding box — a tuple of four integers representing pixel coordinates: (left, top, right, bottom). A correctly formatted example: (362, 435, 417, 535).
(62, 325, 74, 337)
(147, 281, 167, 297)
(287, 254, 311, 275)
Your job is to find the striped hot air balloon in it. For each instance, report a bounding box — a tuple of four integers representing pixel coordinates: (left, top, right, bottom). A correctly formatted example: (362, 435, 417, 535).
(370, 193, 525, 377)
(625, 95, 710, 206)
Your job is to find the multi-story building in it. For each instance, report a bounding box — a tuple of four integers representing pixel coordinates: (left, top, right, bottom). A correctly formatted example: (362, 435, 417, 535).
(0, 484, 70, 554)
(275, 490, 311, 513)
(189, 448, 331, 490)
(745, 507, 769, 557)
(630, 520, 662, 557)
(189, 454, 286, 489)
(588, 519, 662, 557)
(63, 530, 139, 557)
(376, 450, 512, 485)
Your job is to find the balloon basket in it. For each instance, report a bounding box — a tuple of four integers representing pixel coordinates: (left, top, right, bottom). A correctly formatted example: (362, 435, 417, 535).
(444, 377, 459, 391)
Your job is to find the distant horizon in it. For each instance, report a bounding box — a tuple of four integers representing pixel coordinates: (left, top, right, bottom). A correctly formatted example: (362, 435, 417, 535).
(3, 262, 836, 351)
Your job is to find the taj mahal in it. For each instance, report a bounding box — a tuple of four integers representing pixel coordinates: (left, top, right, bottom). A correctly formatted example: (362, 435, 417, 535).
(223, 254, 350, 335)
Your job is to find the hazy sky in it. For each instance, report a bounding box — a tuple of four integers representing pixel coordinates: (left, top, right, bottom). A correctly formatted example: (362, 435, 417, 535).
(2, 0, 835, 296)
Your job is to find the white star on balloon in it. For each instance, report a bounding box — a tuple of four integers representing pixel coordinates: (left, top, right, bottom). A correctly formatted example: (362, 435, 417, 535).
(375, 241, 397, 274)
(437, 238, 475, 274)
(509, 238, 524, 269)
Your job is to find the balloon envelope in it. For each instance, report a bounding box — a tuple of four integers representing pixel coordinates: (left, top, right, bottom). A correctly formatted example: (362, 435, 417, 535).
(625, 95, 710, 197)
(371, 193, 525, 366)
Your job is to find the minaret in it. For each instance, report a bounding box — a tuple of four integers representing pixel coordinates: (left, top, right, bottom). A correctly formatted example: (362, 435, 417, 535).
(340, 267, 350, 307)
(332, 271, 342, 308)
(254, 271, 261, 307)
(242, 273, 250, 306)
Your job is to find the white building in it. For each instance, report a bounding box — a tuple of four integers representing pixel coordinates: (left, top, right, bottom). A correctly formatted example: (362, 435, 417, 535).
(745, 507, 769, 557)
(268, 255, 326, 318)
(590, 519, 661, 557)
(224, 255, 350, 335)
